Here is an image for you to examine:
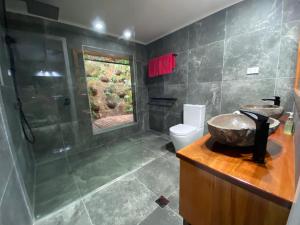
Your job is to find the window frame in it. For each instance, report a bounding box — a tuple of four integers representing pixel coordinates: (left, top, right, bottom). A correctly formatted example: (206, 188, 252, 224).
(82, 45, 137, 135)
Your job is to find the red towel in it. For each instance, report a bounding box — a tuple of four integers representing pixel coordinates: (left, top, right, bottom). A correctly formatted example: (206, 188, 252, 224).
(148, 57, 159, 78)
(158, 53, 176, 76)
(148, 53, 176, 78)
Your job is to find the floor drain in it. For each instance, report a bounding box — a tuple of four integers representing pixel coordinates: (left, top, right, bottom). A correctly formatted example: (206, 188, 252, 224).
(155, 196, 169, 208)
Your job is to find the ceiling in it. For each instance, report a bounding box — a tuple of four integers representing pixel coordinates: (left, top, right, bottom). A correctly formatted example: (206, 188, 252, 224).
(6, 0, 242, 44)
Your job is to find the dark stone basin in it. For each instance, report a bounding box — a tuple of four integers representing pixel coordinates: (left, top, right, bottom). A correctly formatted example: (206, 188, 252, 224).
(207, 113, 280, 147)
(240, 104, 284, 119)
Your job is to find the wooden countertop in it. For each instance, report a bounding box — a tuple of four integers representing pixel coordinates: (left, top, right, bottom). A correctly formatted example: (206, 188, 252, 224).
(176, 120, 296, 208)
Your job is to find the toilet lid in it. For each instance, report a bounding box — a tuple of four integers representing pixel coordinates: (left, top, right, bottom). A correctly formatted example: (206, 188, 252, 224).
(170, 124, 196, 136)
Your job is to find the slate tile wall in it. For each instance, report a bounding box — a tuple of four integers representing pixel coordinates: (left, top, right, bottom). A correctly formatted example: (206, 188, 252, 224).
(146, 0, 298, 133)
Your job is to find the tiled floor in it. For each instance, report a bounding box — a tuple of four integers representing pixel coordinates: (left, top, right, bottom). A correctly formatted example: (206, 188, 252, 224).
(33, 131, 182, 225)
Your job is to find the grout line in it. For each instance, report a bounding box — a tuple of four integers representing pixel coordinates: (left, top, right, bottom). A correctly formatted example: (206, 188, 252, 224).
(34, 153, 82, 221)
(133, 155, 178, 199)
(143, 145, 169, 158)
(65, 154, 83, 198)
(224, 23, 281, 42)
(81, 199, 95, 225)
(292, 103, 295, 114)
(274, 77, 278, 97)
(187, 29, 190, 104)
(0, 108, 12, 206)
(220, 39, 226, 114)
(274, 0, 285, 97)
(34, 155, 159, 223)
(14, 162, 35, 220)
(188, 38, 225, 52)
(81, 156, 159, 200)
(136, 206, 160, 225)
(134, 175, 158, 197)
(0, 104, 34, 221)
(35, 156, 66, 167)
(165, 205, 181, 219)
(0, 167, 14, 206)
(34, 145, 164, 221)
(34, 133, 169, 222)
(33, 198, 83, 224)
(224, 9, 228, 41)
(222, 77, 281, 82)
(35, 144, 105, 167)
(133, 177, 161, 225)
(220, 8, 228, 114)
(134, 176, 181, 224)
(65, 153, 89, 225)
(32, 161, 37, 222)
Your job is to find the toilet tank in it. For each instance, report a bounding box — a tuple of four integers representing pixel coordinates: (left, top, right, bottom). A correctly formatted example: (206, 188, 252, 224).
(183, 104, 206, 128)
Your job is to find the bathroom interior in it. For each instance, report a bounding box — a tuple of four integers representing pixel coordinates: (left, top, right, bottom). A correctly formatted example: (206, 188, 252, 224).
(1, 0, 300, 225)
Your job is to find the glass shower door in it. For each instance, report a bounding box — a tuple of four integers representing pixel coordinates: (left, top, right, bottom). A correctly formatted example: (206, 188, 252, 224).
(12, 31, 76, 164)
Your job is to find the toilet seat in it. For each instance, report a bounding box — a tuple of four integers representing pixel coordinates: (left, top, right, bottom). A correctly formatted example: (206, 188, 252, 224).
(169, 124, 197, 136)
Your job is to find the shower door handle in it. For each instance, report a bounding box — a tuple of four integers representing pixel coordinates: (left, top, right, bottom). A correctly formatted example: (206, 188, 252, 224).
(63, 97, 71, 106)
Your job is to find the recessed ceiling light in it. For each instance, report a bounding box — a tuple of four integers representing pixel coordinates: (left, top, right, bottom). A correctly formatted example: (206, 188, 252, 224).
(95, 22, 104, 30)
(123, 29, 132, 40)
(92, 19, 105, 32)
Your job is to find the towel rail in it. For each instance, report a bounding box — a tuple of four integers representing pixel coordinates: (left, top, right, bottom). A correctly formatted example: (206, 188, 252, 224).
(148, 97, 177, 107)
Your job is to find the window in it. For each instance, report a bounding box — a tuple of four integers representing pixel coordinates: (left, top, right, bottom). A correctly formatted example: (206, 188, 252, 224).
(83, 47, 136, 134)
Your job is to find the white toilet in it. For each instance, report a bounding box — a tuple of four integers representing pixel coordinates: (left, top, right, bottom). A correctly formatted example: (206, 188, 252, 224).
(169, 104, 205, 151)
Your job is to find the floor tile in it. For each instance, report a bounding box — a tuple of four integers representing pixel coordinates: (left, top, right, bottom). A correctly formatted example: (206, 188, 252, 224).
(69, 147, 128, 195)
(128, 131, 160, 142)
(35, 158, 69, 185)
(0, 113, 13, 201)
(35, 174, 80, 219)
(163, 151, 180, 167)
(33, 131, 179, 222)
(133, 155, 179, 197)
(139, 136, 171, 156)
(83, 175, 157, 225)
(168, 190, 179, 214)
(34, 201, 92, 225)
(112, 143, 159, 171)
(0, 170, 32, 225)
(35, 150, 67, 166)
(106, 139, 141, 153)
(139, 207, 182, 225)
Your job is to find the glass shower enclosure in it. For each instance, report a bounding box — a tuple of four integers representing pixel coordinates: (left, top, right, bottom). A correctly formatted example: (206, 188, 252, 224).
(1, 0, 151, 219)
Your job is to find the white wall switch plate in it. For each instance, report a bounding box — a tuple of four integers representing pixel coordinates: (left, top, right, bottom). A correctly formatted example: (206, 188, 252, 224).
(247, 67, 259, 75)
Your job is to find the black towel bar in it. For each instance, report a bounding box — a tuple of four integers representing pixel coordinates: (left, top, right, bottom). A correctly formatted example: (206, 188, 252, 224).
(148, 97, 177, 107)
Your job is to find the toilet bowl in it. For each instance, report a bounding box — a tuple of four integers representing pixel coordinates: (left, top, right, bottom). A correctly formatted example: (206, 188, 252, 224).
(169, 104, 205, 151)
(170, 124, 204, 151)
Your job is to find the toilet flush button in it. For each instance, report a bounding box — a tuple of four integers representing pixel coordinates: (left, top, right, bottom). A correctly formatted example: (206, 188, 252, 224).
(247, 67, 259, 75)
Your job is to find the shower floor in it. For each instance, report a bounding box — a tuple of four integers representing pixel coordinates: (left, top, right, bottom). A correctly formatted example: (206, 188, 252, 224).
(33, 131, 182, 225)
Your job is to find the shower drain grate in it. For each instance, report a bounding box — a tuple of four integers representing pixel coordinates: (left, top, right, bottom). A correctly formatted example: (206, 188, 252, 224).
(155, 196, 169, 208)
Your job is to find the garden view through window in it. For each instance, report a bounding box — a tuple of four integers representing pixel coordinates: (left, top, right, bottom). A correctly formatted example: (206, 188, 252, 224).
(83, 47, 135, 134)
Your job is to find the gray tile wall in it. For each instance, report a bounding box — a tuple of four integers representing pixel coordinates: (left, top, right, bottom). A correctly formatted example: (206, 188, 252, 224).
(6, 13, 149, 165)
(0, 1, 34, 224)
(146, 0, 299, 133)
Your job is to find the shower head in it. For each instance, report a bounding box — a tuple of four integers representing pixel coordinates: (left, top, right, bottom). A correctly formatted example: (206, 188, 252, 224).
(22, 0, 59, 20)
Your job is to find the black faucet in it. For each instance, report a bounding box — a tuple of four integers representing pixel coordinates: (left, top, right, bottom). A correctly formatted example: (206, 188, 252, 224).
(262, 96, 280, 106)
(239, 110, 270, 164)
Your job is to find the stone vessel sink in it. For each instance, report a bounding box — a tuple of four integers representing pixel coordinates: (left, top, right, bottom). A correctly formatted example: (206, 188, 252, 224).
(240, 104, 284, 119)
(207, 113, 280, 147)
